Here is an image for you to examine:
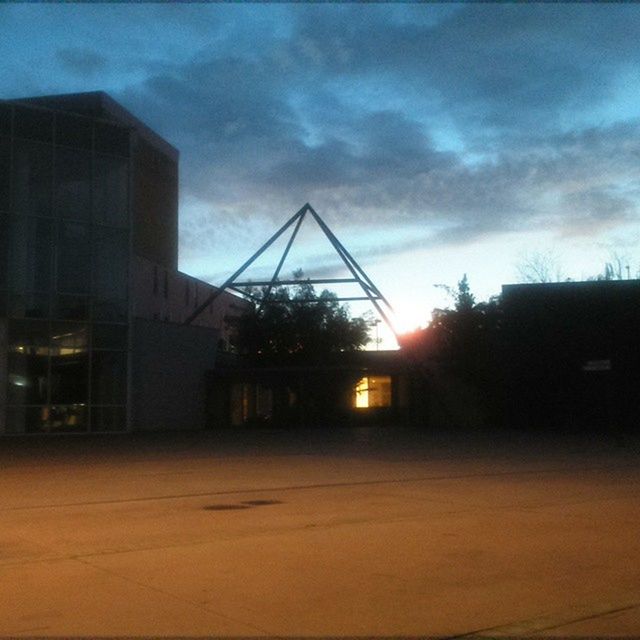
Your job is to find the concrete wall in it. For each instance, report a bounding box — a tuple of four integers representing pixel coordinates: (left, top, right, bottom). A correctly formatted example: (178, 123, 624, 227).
(132, 318, 219, 431)
(132, 255, 250, 346)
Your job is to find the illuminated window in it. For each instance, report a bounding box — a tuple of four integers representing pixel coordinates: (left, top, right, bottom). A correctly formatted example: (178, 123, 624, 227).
(354, 375, 392, 408)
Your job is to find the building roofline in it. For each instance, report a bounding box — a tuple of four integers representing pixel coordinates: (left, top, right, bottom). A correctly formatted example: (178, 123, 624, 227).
(6, 91, 178, 161)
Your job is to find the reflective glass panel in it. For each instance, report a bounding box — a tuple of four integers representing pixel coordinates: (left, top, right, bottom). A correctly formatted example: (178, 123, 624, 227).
(45, 404, 88, 433)
(0, 137, 10, 211)
(91, 350, 127, 405)
(0, 212, 7, 290)
(49, 322, 89, 404)
(7, 320, 50, 405)
(93, 226, 128, 300)
(93, 154, 128, 226)
(53, 294, 89, 321)
(4, 406, 49, 434)
(54, 147, 91, 221)
(57, 221, 90, 294)
(8, 292, 50, 319)
(7, 216, 53, 293)
(12, 140, 53, 217)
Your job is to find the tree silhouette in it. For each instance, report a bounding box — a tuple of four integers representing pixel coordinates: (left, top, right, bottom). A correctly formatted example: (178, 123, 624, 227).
(226, 275, 370, 362)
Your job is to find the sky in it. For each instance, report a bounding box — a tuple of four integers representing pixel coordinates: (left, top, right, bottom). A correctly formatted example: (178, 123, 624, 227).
(2, 3, 640, 343)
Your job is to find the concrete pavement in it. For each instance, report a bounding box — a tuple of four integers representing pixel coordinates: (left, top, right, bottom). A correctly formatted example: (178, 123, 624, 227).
(1, 427, 639, 637)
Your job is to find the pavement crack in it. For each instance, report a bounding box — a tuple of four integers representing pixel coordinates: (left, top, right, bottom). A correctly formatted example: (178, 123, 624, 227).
(2, 463, 637, 512)
(71, 555, 273, 636)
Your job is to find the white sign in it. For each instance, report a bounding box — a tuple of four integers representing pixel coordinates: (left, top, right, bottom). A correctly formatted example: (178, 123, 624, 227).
(582, 359, 612, 372)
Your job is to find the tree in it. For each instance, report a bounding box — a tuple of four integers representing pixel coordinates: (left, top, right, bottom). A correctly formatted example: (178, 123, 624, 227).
(515, 249, 564, 283)
(225, 274, 370, 362)
(597, 251, 631, 281)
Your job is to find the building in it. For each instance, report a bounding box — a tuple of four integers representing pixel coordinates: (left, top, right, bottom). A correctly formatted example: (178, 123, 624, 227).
(207, 350, 419, 429)
(0, 92, 247, 435)
(501, 279, 640, 432)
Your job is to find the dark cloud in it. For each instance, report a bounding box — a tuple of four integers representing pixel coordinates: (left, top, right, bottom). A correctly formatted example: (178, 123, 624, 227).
(56, 47, 106, 76)
(100, 4, 640, 261)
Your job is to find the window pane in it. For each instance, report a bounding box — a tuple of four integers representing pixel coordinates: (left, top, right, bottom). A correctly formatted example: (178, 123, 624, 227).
(52, 294, 89, 321)
(92, 298, 127, 322)
(353, 376, 392, 409)
(49, 322, 89, 404)
(93, 154, 128, 226)
(93, 226, 128, 300)
(12, 139, 53, 217)
(57, 221, 90, 294)
(14, 106, 53, 143)
(45, 404, 88, 433)
(54, 147, 91, 221)
(93, 323, 127, 350)
(8, 292, 50, 319)
(7, 216, 53, 293)
(91, 350, 127, 404)
(0, 212, 7, 290)
(0, 319, 7, 427)
(5, 406, 49, 434)
(55, 113, 92, 150)
(7, 319, 50, 405)
(0, 137, 10, 211)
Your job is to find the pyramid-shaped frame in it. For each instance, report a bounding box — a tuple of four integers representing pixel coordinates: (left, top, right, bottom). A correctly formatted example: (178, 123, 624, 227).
(185, 203, 397, 339)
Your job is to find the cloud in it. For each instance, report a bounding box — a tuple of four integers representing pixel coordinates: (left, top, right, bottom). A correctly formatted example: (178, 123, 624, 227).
(87, 4, 639, 264)
(57, 48, 106, 76)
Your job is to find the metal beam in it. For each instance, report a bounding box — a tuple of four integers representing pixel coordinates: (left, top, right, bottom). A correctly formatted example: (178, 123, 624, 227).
(184, 202, 398, 342)
(184, 203, 308, 325)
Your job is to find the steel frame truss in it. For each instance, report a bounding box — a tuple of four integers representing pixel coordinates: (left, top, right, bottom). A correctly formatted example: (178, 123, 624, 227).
(184, 203, 398, 340)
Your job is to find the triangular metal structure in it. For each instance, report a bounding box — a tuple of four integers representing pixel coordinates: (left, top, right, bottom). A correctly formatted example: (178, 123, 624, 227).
(184, 203, 398, 340)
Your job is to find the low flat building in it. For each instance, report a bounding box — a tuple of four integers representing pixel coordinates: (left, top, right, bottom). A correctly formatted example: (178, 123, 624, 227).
(501, 279, 640, 432)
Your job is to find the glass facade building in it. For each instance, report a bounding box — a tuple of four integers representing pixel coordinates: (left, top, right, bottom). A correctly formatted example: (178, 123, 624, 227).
(0, 99, 131, 433)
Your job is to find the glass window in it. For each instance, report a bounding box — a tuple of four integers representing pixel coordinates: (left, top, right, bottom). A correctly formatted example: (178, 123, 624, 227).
(0, 319, 7, 420)
(93, 298, 127, 323)
(45, 404, 88, 433)
(49, 322, 89, 404)
(354, 375, 392, 409)
(52, 294, 89, 321)
(12, 139, 53, 217)
(7, 216, 53, 293)
(4, 406, 50, 434)
(0, 137, 10, 211)
(55, 113, 92, 150)
(93, 226, 128, 300)
(7, 319, 50, 405)
(92, 323, 127, 350)
(14, 106, 53, 143)
(91, 350, 127, 405)
(8, 292, 50, 319)
(93, 153, 128, 226)
(0, 212, 7, 291)
(54, 147, 91, 221)
(57, 221, 90, 294)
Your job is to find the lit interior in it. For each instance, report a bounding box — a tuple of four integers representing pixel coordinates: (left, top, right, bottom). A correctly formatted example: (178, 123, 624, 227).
(354, 376, 392, 409)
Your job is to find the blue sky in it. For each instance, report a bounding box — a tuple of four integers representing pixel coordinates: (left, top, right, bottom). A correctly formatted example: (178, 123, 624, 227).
(2, 3, 640, 339)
